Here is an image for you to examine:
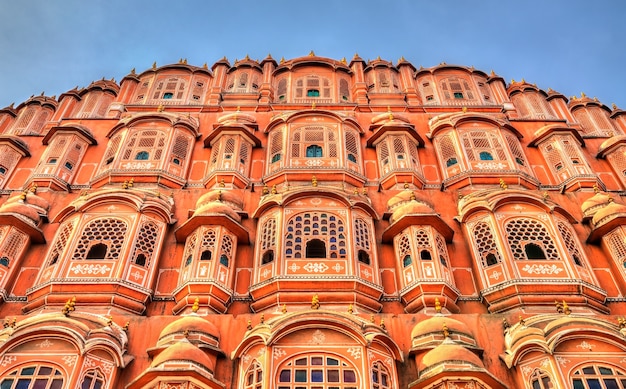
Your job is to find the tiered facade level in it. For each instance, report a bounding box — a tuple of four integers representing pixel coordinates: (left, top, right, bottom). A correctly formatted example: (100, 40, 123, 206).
(0, 53, 625, 389)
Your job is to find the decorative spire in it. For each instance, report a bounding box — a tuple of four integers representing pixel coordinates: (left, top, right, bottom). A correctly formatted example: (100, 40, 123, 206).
(562, 300, 571, 315)
(613, 103, 618, 110)
(347, 304, 354, 314)
(502, 318, 510, 331)
(442, 323, 449, 338)
(281, 304, 287, 314)
(434, 297, 442, 313)
(260, 314, 265, 324)
(247, 320, 253, 330)
(271, 184, 278, 195)
(312, 176, 318, 187)
(309, 50, 315, 57)
(311, 294, 320, 309)
(62, 297, 76, 317)
(152, 61, 157, 69)
(518, 315, 526, 326)
(192, 297, 200, 313)
(499, 178, 508, 190)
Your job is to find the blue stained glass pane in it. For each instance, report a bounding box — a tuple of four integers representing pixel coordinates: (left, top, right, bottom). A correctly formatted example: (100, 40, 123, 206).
(295, 370, 307, 382)
(16, 379, 31, 389)
(587, 378, 602, 389)
(604, 378, 619, 389)
(311, 370, 323, 382)
(279, 370, 291, 382)
(1, 380, 14, 389)
(21, 368, 35, 376)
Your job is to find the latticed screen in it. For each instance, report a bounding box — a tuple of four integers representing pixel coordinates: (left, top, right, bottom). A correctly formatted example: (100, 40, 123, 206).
(244, 361, 263, 389)
(73, 218, 128, 261)
(260, 218, 277, 251)
(277, 355, 358, 389)
(460, 130, 507, 162)
(122, 130, 167, 162)
(437, 134, 460, 169)
(440, 77, 475, 100)
(47, 220, 76, 266)
(285, 212, 346, 259)
(129, 218, 160, 267)
(504, 218, 559, 261)
(557, 220, 585, 266)
(472, 221, 502, 267)
(371, 362, 392, 389)
(0, 229, 27, 267)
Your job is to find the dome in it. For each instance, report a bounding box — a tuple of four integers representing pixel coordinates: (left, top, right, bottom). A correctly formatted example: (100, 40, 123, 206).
(592, 201, 626, 227)
(151, 341, 215, 372)
(194, 201, 242, 222)
(411, 316, 473, 341)
(195, 189, 243, 210)
(387, 190, 419, 211)
(0, 199, 41, 224)
(390, 201, 436, 224)
(581, 192, 612, 218)
(158, 315, 220, 343)
(419, 342, 484, 371)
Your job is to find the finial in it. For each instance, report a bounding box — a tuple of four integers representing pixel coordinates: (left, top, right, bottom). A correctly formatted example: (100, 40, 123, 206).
(28, 183, 37, 194)
(403, 182, 409, 189)
(362, 188, 367, 196)
(556, 300, 564, 314)
(262, 184, 270, 196)
(271, 184, 278, 194)
(594, 96, 598, 102)
(341, 57, 347, 64)
(353, 187, 359, 195)
(203, 62, 208, 69)
(387, 106, 393, 121)
(462, 106, 467, 113)
(434, 297, 442, 313)
(542, 191, 550, 201)
(518, 315, 526, 326)
(183, 329, 189, 338)
(581, 92, 586, 98)
(370, 314, 375, 323)
(618, 317, 626, 329)
(106, 316, 113, 327)
(247, 320, 253, 330)
(130, 68, 136, 74)
(348, 304, 354, 314)
(260, 314, 265, 324)
(490, 70, 495, 76)
(562, 300, 571, 315)
(192, 297, 200, 313)
(311, 294, 320, 309)
(312, 176, 318, 187)
(311, 101, 316, 109)
(123, 321, 130, 332)
(521, 78, 526, 83)
(152, 61, 157, 69)
(613, 103, 618, 110)
(62, 297, 76, 316)
(399, 56, 406, 62)
(499, 178, 508, 190)
(511, 79, 516, 84)
(282, 304, 287, 314)
(442, 323, 449, 338)
(280, 57, 285, 64)
(502, 318, 510, 331)
(410, 191, 416, 201)
(593, 183, 599, 194)
(380, 319, 386, 330)
(309, 50, 315, 57)
(157, 104, 165, 112)
(219, 178, 225, 188)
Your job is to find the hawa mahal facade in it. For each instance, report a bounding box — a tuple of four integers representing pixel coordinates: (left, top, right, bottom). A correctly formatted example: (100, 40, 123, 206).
(0, 53, 624, 389)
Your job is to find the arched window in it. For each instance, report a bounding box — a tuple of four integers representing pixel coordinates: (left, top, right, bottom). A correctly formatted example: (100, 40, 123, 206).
(285, 212, 345, 259)
(245, 361, 263, 389)
(572, 365, 626, 389)
(73, 218, 128, 261)
(479, 151, 494, 160)
(306, 239, 326, 258)
(0, 365, 64, 389)
(276, 354, 358, 389)
(81, 369, 105, 389)
(372, 361, 392, 389)
(306, 145, 323, 158)
(262, 250, 274, 264)
(530, 369, 553, 389)
(505, 218, 559, 261)
(472, 221, 502, 267)
(135, 151, 149, 160)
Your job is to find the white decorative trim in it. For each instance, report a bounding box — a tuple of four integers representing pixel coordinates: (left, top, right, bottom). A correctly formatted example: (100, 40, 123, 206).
(522, 264, 563, 275)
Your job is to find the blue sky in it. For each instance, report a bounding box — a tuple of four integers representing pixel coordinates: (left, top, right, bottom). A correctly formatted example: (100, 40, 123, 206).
(0, 1, 624, 109)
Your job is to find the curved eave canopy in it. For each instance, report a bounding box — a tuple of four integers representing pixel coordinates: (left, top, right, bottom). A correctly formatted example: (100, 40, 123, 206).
(529, 125, 585, 147)
(273, 56, 352, 74)
(367, 122, 424, 147)
(427, 112, 521, 139)
(174, 214, 249, 244)
(266, 110, 362, 134)
(252, 188, 378, 220)
(0, 135, 30, 157)
(16, 95, 58, 111)
(43, 124, 97, 146)
(411, 367, 508, 389)
(125, 368, 224, 389)
(135, 63, 213, 79)
(53, 189, 175, 224)
(0, 214, 45, 243)
(597, 135, 626, 158)
(0, 312, 129, 367)
(107, 112, 200, 138)
(204, 124, 261, 148)
(382, 214, 454, 243)
(457, 189, 576, 224)
(415, 63, 490, 79)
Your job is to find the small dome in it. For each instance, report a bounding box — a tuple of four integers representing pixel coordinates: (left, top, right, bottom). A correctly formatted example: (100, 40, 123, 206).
(151, 341, 215, 372)
(419, 342, 484, 371)
(196, 189, 243, 210)
(411, 316, 474, 341)
(581, 192, 612, 218)
(194, 201, 242, 222)
(0, 202, 40, 224)
(390, 201, 435, 224)
(158, 315, 220, 343)
(592, 201, 626, 227)
(387, 190, 419, 210)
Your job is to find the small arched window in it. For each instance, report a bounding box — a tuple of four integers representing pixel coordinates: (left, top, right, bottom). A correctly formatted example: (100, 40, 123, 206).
(86, 243, 108, 260)
(135, 151, 149, 160)
(245, 361, 263, 389)
(446, 157, 458, 167)
(81, 369, 105, 389)
(358, 250, 370, 265)
(200, 250, 212, 261)
(572, 365, 626, 389)
(0, 256, 8, 267)
(219, 254, 229, 267)
(262, 250, 274, 264)
(479, 151, 494, 161)
(525, 243, 547, 260)
(530, 369, 552, 389)
(306, 239, 326, 258)
(306, 145, 323, 158)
